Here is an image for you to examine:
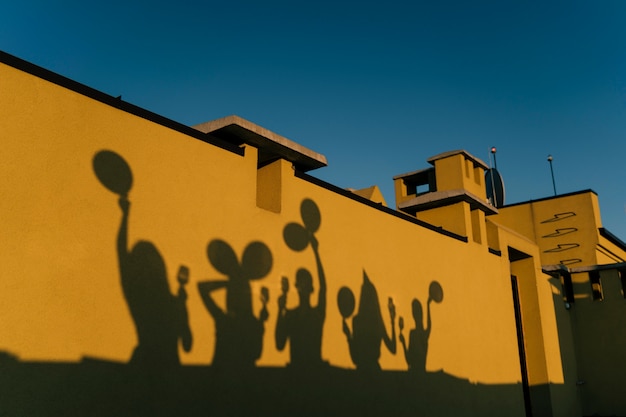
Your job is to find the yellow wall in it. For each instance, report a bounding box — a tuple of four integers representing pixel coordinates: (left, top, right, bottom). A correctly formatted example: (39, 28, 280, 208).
(494, 190, 626, 416)
(536, 261, 626, 417)
(563, 269, 626, 416)
(0, 59, 530, 385)
(1, 61, 254, 362)
(0, 57, 519, 383)
(596, 234, 626, 264)
(432, 153, 486, 199)
(6, 54, 609, 416)
(496, 192, 603, 268)
(416, 202, 471, 238)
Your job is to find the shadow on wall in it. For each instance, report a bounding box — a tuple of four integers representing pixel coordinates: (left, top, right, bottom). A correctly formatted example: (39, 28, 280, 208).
(94, 150, 193, 368)
(400, 281, 444, 376)
(0, 359, 528, 417)
(92, 150, 446, 375)
(340, 272, 397, 372)
(0, 150, 529, 416)
(548, 273, 626, 416)
(197, 239, 271, 371)
(277, 199, 327, 369)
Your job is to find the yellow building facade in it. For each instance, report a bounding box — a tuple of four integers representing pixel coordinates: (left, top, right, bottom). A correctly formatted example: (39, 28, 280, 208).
(1, 50, 625, 416)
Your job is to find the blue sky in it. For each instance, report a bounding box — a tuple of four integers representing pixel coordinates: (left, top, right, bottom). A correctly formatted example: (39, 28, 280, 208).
(3, 1, 626, 238)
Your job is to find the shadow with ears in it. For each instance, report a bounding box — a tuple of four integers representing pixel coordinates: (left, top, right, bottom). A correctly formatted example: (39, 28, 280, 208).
(197, 239, 272, 372)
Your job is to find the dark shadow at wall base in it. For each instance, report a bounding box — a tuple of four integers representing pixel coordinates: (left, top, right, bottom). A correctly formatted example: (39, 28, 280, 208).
(1, 358, 531, 417)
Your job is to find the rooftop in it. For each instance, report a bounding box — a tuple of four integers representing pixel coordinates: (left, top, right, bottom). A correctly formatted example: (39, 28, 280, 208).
(194, 115, 327, 172)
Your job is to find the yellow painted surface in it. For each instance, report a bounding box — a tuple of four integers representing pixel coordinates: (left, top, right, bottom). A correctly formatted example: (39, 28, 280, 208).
(567, 269, 626, 416)
(256, 158, 288, 213)
(471, 209, 486, 244)
(6, 53, 626, 417)
(497, 193, 602, 268)
(0, 60, 526, 386)
(393, 177, 411, 206)
(596, 234, 626, 264)
(432, 153, 485, 198)
(494, 204, 537, 243)
(416, 202, 471, 238)
(486, 218, 501, 252)
(349, 185, 387, 206)
(433, 154, 465, 191)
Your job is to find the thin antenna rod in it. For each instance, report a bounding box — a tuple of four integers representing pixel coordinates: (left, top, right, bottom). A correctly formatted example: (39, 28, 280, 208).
(491, 146, 498, 170)
(547, 155, 557, 196)
(489, 147, 497, 206)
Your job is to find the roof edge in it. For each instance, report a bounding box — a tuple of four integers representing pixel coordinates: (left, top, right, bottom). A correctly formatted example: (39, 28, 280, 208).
(427, 149, 489, 169)
(599, 227, 626, 252)
(193, 115, 327, 172)
(501, 189, 597, 209)
(0, 50, 245, 156)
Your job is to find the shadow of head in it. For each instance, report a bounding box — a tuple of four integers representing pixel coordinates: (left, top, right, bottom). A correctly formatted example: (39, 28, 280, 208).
(128, 241, 170, 303)
(295, 268, 314, 295)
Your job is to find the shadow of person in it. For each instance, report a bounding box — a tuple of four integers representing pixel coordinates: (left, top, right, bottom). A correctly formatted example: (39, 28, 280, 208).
(340, 271, 397, 371)
(197, 239, 272, 371)
(93, 150, 193, 368)
(399, 281, 443, 376)
(276, 199, 327, 369)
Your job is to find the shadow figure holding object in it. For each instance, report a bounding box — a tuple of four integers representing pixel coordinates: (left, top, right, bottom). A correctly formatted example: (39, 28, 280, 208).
(93, 150, 193, 367)
(276, 199, 327, 369)
(197, 240, 272, 371)
(399, 281, 443, 375)
(339, 272, 397, 371)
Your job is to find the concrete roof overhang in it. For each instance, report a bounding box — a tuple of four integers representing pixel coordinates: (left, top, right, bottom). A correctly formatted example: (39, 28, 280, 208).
(426, 149, 489, 169)
(194, 115, 327, 172)
(398, 189, 498, 216)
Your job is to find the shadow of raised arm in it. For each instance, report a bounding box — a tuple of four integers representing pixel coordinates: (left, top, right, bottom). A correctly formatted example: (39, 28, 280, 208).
(197, 281, 227, 319)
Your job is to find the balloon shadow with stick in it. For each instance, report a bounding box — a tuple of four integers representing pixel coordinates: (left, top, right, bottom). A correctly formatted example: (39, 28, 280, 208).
(197, 239, 272, 371)
(276, 199, 328, 369)
(93, 150, 193, 367)
(399, 281, 443, 375)
(338, 271, 397, 372)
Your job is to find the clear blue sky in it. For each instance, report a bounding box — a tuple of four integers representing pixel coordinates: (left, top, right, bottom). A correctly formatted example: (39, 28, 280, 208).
(3, 1, 626, 238)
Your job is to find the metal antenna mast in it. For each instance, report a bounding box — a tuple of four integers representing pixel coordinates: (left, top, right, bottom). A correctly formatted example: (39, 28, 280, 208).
(547, 155, 557, 196)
